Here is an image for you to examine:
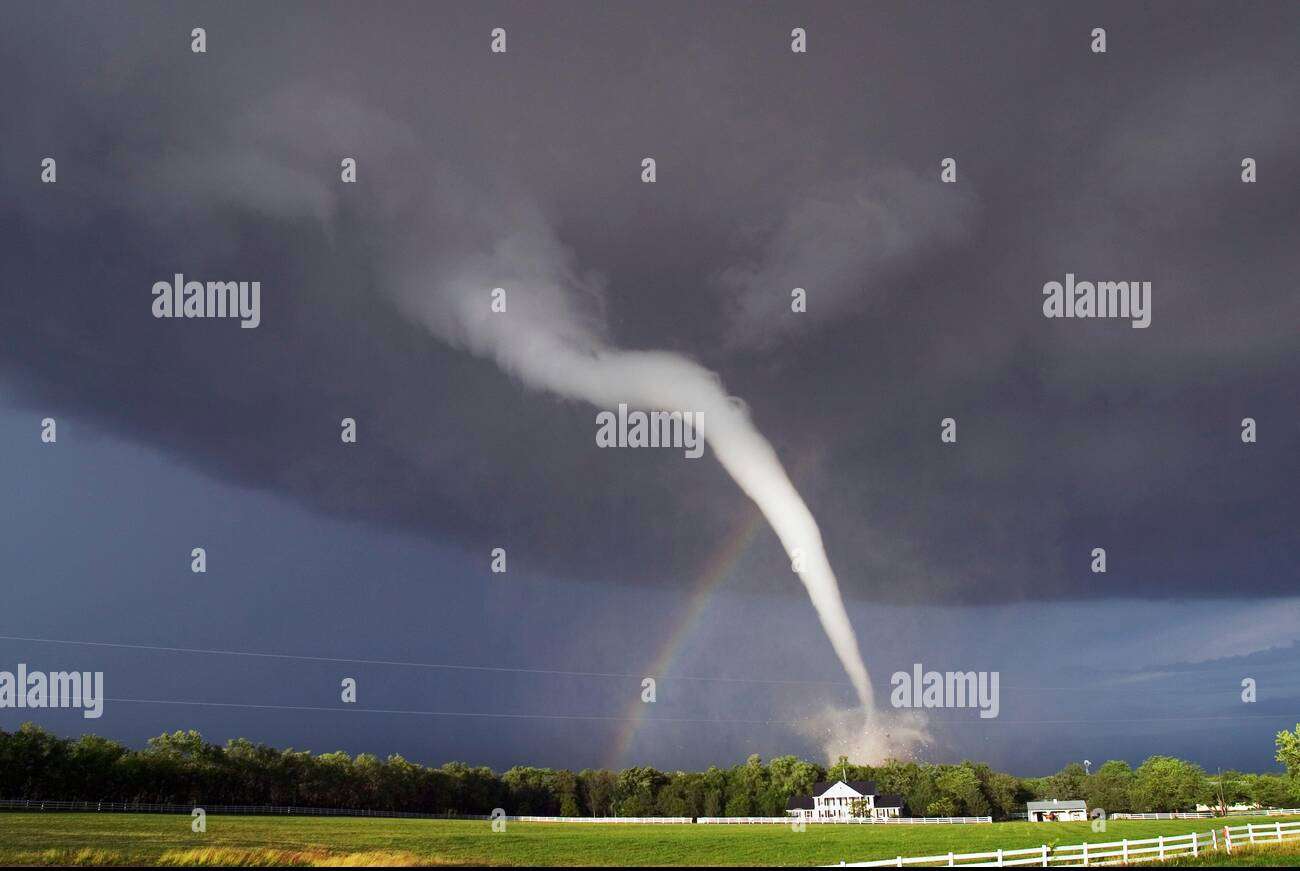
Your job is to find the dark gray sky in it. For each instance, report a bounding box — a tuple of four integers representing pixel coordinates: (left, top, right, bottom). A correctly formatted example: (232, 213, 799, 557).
(1, 0, 1297, 776)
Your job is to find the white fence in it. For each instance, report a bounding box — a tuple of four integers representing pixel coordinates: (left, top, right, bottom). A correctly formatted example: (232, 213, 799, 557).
(0, 802, 690, 824)
(1108, 811, 1214, 820)
(701, 816, 991, 825)
(1231, 807, 1300, 817)
(831, 819, 1300, 866)
(479, 815, 990, 825)
(1113, 807, 1300, 820)
(0, 801, 980, 825)
(501, 815, 692, 824)
(0, 799, 443, 819)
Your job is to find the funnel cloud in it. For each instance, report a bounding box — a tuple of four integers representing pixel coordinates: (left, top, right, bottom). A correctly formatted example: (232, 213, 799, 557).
(393, 203, 904, 753)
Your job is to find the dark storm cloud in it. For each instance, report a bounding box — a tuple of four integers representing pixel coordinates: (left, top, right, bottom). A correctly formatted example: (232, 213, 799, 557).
(1, 0, 1296, 605)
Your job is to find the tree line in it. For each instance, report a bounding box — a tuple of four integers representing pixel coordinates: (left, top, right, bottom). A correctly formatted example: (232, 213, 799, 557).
(3, 723, 1298, 818)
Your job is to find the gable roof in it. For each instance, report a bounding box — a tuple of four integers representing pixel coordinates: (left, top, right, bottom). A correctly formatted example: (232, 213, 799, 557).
(786, 795, 814, 810)
(812, 780, 876, 797)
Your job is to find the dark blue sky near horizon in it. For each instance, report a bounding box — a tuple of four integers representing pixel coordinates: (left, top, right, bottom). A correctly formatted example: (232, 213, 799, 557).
(2, 402, 1297, 777)
(1, 0, 1298, 778)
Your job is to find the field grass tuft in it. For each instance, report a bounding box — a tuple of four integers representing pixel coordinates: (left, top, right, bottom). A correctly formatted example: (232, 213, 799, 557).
(154, 847, 435, 866)
(1152, 838, 1300, 866)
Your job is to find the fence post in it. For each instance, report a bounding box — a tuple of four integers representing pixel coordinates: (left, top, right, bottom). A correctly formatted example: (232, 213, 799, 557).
(1041, 844, 1048, 866)
(1225, 825, 1232, 854)
(1248, 822, 1255, 844)
(997, 847, 1004, 866)
(895, 857, 902, 867)
(1211, 828, 1217, 851)
(1122, 839, 1128, 862)
(947, 851, 954, 866)
(1192, 830, 1198, 857)
(1081, 840, 1088, 866)
(1158, 835, 1164, 860)
(1278, 821, 1284, 842)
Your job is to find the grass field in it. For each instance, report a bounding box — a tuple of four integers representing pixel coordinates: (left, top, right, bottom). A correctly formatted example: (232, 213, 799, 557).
(1157, 839, 1300, 866)
(2, 813, 1299, 866)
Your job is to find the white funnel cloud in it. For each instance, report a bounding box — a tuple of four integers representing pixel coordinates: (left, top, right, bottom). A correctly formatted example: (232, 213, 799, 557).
(136, 82, 928, 758)
(520, 337, 876, 714)
(396, 212, 880, 718)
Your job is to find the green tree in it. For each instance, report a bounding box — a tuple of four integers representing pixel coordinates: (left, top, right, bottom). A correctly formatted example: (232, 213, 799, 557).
(503, 766, 557, 815)
(439, 761, 502, 814)
(577, 769, 617, 817)
(1133, 756, 1208, 812)
(653, 772, 692, 817)
(722, 754, 768, 816)
(875, 759, 938, 819)
(1211, 770, 1252, 808)
(614, 766, 667, 817)
(1084, 760, 1135, 814)
(1041, 762, 1087, 800)
(1277, 724, 1300, 779)
(548, 770, 581, 817)
(934, 764, 990, 816)
(1247, 774, 1292, 809)
(982, 770, 1030, 820)
(763, 755, 821, 816)
(67, 733, 128, 800)
(302, 751, 353, 808)
(700, 766, 727, 817)
(926, 797, 958, 817)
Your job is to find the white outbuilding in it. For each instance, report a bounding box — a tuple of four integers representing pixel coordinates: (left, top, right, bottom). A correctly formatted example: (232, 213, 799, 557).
(1027, 799, 1087, 822)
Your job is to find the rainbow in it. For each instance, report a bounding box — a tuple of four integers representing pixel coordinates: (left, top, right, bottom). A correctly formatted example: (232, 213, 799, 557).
(604, 506, 768, 768)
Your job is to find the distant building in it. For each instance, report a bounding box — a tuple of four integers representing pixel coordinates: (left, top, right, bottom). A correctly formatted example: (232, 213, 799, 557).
(1027, 799, 1087, 822)
(785, 780, 906, 820)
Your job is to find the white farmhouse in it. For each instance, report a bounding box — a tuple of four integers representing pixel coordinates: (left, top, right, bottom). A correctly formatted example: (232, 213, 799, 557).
(1027, 798, 1087, 822)
(785, 780, 906, 820)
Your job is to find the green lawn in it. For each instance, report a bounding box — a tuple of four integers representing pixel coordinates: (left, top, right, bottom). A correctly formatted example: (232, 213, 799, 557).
(0, 813, 1297, 866)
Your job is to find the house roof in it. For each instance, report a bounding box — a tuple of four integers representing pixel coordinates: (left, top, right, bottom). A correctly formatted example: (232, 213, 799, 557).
(786, 795, 815, 810)
(812, 780, 877, 797)
(1027, 799, 1087, 812)
(874, 793, 905, 809)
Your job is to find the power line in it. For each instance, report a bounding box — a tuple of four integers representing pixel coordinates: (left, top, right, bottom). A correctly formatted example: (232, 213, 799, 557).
(0, 633, 848, 688)
(105, 697, 797, 725)
(0, 634, 1288, 704)
(97, 696, 1300, 728)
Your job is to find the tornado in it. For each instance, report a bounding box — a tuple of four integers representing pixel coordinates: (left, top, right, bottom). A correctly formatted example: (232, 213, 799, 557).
(392, 207, 880, 729)
(454, 324, 876, 714)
